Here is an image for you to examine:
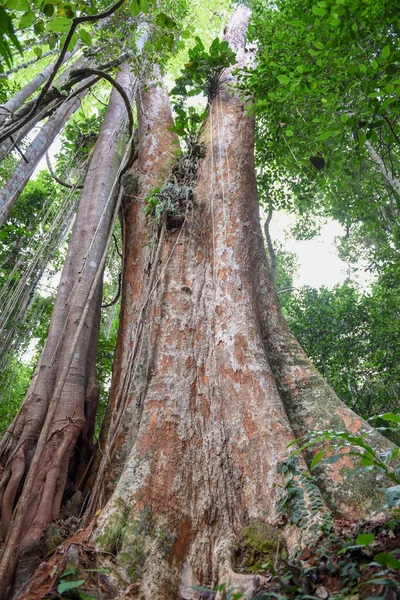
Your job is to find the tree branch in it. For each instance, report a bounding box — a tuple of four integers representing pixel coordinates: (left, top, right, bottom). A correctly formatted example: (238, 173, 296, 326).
(69, 67, 133, 139)
(365, 140, 400, 195)
(0, 0, 126, 144)
(46, 151, 83, 189)
(101, 272, 122, 308)
(0, 49, 57, 79)
(382, 114, 400, 148)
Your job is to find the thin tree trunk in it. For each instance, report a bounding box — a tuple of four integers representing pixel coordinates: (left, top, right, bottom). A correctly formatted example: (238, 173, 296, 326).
(0, 54, 91, 164)
(0, 61, 134, 585)
(0, 86, 89, 227)
(365, 139, 400, 195)
(0, 46, 79, 127)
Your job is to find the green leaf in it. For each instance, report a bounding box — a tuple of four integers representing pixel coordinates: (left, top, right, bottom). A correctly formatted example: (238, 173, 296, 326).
(374, 552, 395, 566)
(42, 3, 54, 17)
(378, 413, 400, 424)
(312, 6, 326, 16)
(34, 19, 44, 34)
(6, 0, 30, 10)
(129, 0, 140, 15)
(321, 453, 342, 464)
(78, 592, 97, 600)
(19, 10, 35, 29)
(316, 130, 342, 141)
(311, 450, 325, 469)
(356, 533, 375, 546)
(362, 578, 399, 590)
(33, 46, 42, 57)
(57, 579, 86, 594)
(139, 0, 149, 13)
(381, 45, 390, 60)
(277, 74, 290, 85)
(79, 28, 91, 46)
(47, 16, 72, 33)
(60, 31, 77, 51)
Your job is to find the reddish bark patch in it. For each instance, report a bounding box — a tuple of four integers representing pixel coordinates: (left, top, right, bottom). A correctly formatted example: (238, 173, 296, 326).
(326, 447, 353, 484)
(243, 413, 257, 438)
(168, 518, 194, 567)
(234, 333, 248, 366)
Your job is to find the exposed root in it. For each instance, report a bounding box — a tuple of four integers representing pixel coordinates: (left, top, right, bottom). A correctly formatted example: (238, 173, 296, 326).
(214, 538, 272, 600)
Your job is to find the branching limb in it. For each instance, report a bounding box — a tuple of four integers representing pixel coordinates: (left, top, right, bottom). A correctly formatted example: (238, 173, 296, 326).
(46, 152, 83, 189)
(0, 0, 126, 144)
(68, 67, 134, 135)
(0, 49, 57, 79)
(365, 140, 400, 195)
(101, 272, 121, 308)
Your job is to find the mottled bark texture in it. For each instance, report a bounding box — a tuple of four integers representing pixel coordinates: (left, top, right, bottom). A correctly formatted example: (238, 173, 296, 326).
(5, 7, 398, 600)
(82, 6, 396, 600)
(0, 62, 134, 572)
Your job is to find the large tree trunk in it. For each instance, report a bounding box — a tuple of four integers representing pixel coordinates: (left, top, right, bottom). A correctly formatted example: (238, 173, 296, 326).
(5, 7, 398, 600)
(73, 7, 395, 599)
(0, 61, 135, 597)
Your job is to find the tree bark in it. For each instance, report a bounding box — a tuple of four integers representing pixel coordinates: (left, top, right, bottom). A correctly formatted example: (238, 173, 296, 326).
(365, 139, 400, 196)
(0, 83, 93, 228)
(0, 46, 79, 127)
(0, 61, 135, 591)
(83, 8, 396, 599)
(5, 7, 399, 600)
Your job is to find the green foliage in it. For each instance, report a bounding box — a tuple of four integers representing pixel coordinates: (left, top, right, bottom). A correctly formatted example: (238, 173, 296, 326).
(144, 181, 193, 226)
(171, 35, 236, 102)
(0, 4, 22, 69)
(56, 564, 103, 599)
(168, 35, 235, 148)
(291, 414, 400, 507)
(0, 356, 32, 433)
(276, 455, 332, 534)
(169, 103, 207, 146)
(282, 279, 400, 426)
(244, 0, 400, 283)
(258, 420, 400, 600)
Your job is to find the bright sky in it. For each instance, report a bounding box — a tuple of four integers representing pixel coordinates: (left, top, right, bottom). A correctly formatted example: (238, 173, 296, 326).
(269, 211, 346, 288)
(269, 211, 375, 290)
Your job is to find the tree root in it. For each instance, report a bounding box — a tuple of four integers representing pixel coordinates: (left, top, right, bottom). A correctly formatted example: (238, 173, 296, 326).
(214, 538, 272, 600)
